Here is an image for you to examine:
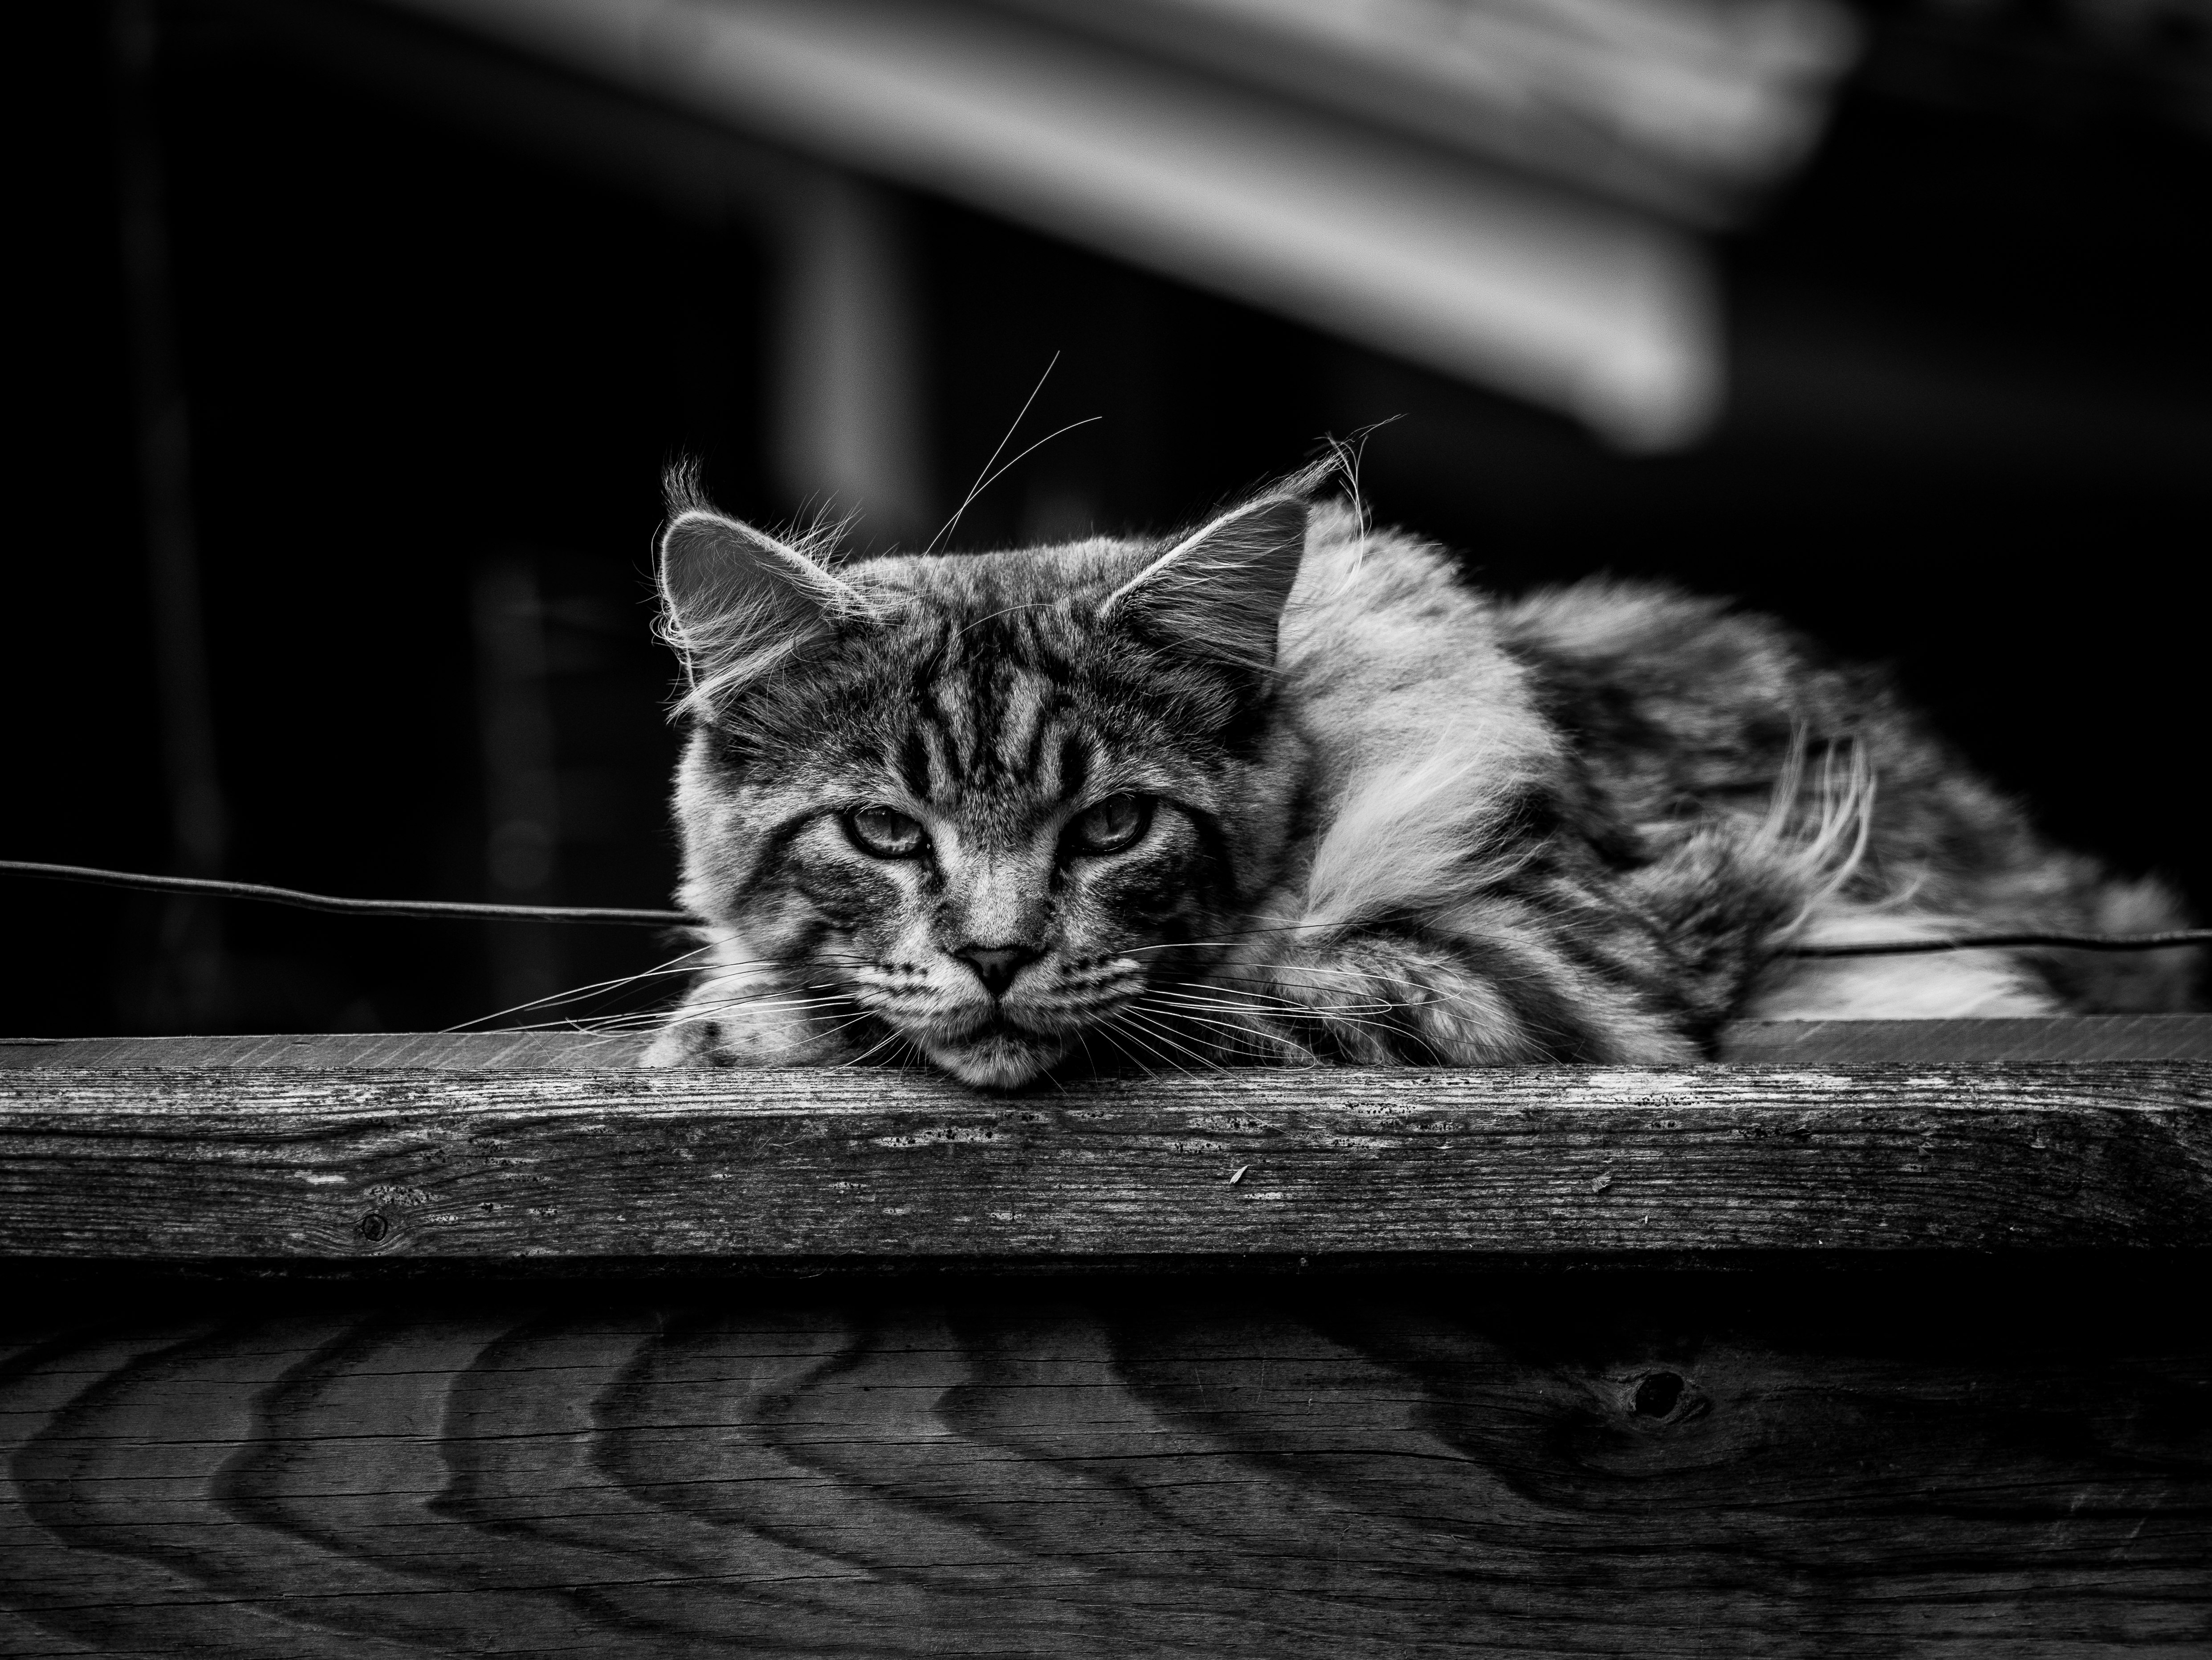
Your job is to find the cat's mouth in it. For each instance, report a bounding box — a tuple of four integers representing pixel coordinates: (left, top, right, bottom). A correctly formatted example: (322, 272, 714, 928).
(898, 1001, 1087, 1089)
(921, 1024, 1066, 1089)
(888, 989, 1141, 1090)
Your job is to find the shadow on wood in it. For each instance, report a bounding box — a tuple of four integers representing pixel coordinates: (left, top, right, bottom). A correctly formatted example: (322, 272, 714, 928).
(3, 1268, 2208, 1656)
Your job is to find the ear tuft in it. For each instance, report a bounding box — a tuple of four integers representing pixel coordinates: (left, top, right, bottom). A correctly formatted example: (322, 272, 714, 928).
(656, 464, 870, 714)
(1100, 463, 1334, 671)
(663, 456, 716, 520)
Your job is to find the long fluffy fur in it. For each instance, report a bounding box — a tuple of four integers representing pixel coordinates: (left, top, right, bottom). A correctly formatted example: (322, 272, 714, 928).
(642, 466, 2200, 1082)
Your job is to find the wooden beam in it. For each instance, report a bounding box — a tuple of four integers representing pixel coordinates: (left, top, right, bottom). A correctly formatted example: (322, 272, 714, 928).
(4, 1058, 2206, 1262)
(1722, 1013, 2212, 1063)
(0, 1030, 656, 1072)
(4, 1272, 2208, 1656)
(6, 1027, 2207, 1648)
(8, 1014, 2207, 1072)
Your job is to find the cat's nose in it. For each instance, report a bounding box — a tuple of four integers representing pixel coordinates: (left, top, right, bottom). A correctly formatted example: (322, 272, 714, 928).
(955, 944, 1039, 998)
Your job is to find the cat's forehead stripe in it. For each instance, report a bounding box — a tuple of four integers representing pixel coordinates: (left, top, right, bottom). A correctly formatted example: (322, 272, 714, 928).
(896, 729, 933, 800)
(929, 672, 975, 777)
(1057, 732, 1090, 801)
(882, 647, 1097, 809)
(993, 674, 1049, 780)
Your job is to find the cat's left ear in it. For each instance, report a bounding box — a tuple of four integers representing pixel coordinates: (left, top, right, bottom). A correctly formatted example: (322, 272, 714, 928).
(1099, 470, 1324, 671)
(656, 473, 870, 706)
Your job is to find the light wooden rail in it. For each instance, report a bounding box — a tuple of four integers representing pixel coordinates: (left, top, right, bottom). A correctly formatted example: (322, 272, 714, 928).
(3, 1059, 2210, 1265)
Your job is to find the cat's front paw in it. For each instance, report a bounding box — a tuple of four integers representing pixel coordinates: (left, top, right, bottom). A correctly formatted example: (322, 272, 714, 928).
(1193, 947, 1412, 1066)
(639, 998, 860, 1068)
(640, 1015, 746, 1068)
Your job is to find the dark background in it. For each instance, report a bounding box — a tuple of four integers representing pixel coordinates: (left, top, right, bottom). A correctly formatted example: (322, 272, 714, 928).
(9, 0, 2208, 1037)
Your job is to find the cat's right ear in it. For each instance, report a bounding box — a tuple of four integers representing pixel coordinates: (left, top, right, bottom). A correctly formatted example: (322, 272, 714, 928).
(1097, 463, 1331, 672)
(657, 485, 868, 709)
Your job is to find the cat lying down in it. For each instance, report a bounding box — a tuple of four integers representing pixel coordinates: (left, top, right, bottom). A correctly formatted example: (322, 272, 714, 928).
(642, 461, 2198, 1085)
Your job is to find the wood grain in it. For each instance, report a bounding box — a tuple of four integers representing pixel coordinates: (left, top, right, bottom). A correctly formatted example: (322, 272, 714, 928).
(3, 1273, 2207, 1656)
(6, 1015, 2208, 1070)
(0, 1032, 656, 1071)
(1722, 1015, 2212, 1063)
(3, 1063, 2208, 1261)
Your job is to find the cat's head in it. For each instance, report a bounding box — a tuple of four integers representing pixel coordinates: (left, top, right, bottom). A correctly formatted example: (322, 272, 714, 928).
(656, 467, 1325, 1087)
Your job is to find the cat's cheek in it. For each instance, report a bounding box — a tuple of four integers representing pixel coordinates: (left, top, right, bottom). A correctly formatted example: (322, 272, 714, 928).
(1084, 846, 1217, 933)
(789, 851, 913, 941)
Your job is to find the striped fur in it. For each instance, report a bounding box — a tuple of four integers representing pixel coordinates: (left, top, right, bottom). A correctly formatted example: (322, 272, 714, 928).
(644, 467, 2200, 1084)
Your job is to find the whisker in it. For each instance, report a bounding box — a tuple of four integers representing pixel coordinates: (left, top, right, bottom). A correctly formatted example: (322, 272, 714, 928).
(1152, 986, 1401, 1021)
(1116, 920, 1355, 955)
(485, 950, 872, 1029)
(1090, 1009, 1171, 1080)
(752, 1009, 882, 1054)
(1189, 953, 1503, 998)
(962, 416, 1102, 513)
(953, 600, 1059, 644)
(445, 945, 719, 1032)
(501, 995, 856, 1038)
(836, 1024, 918, 1070)
(1148, 990, 1407, 1055)
(1135, 996, 1317, 1065)
(653, 990, 854, 1020)
(1115, 1006, 1227, 1074)
(1151, 979, 1447, 1049)
(601, 989, 857, 1034)
(927, 351, 1060, 555)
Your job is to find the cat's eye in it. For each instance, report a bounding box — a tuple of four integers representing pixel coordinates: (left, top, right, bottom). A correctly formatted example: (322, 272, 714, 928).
(1066, 793, 1151, 857)
(846, 805, 927, 858)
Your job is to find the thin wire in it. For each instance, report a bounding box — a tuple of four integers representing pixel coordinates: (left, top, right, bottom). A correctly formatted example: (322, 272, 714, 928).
(0, 860, 691, 926)
(3, 859, 2207, 953)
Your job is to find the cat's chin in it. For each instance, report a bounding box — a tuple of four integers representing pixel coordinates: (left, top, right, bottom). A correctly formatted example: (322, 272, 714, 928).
(922, 1032, 1066, 1090)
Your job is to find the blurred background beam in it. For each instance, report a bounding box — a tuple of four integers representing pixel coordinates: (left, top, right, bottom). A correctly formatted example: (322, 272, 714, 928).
(772, 171, 932, 547)
(379, 0, 1731, 449)
(997, 0, 1861, 226)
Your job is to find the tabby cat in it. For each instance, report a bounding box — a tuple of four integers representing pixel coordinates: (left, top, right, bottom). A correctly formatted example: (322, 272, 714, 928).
(642, 462, 2196, 1085)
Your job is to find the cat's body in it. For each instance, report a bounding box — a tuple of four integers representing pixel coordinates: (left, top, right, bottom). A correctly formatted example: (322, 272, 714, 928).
(644, 468, 2197, 1083)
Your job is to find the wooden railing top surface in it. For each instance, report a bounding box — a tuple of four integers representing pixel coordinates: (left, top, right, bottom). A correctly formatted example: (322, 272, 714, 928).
(3, 1019, 2207, 1265)
(5, 1014, 2210, 1071)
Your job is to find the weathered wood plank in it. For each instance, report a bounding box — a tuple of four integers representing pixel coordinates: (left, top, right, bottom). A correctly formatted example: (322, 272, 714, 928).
(7, 1016, 2208, 1070)
(4, 1063, 2207, 1260)
(3, 1273, 2207, 1656)
(1723, 1015, 2212, 1063)
(0, 1032, 655, 1071)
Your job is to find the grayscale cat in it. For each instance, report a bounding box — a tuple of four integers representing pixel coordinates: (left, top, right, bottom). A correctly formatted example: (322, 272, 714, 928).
(641, 461, 2198, 1085)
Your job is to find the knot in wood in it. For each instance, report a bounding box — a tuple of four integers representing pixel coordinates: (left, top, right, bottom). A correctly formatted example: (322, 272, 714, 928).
(1631, 1371, 1684, 1417)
